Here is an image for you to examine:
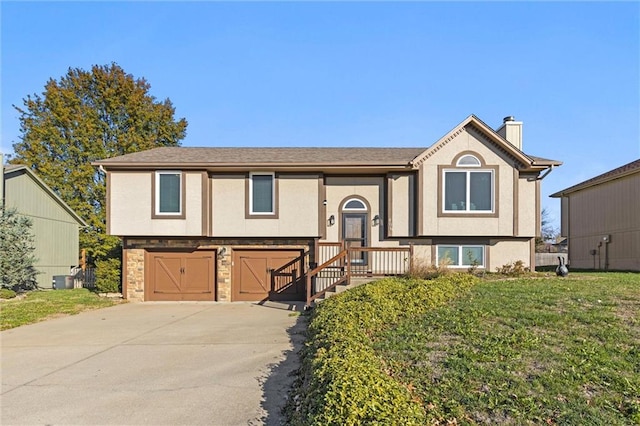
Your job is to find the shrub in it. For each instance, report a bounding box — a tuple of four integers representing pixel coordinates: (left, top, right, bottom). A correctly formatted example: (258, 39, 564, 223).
(496, 260, 530, 276)
(288, 274, 477, 425)
(0, 288, 17, 299)
(0, 204, 39, 291)
(407, 257, 451, 280)
(94, 258, 121, 293)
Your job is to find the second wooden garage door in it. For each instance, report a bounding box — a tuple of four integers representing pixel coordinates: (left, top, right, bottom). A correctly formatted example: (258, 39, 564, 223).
(232, 250, 305, 302)
(146, 250, 215, 301)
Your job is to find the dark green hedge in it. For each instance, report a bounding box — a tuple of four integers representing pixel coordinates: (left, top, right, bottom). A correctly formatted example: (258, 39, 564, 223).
(95, 258, 121, 293)
(289, 274, 477, 425)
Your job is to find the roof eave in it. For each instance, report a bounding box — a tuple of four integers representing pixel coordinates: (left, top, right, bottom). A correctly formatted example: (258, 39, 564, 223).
(93, 161, 415, 170)
(550, 166, 639, 197)
(412, 115, 536, 168)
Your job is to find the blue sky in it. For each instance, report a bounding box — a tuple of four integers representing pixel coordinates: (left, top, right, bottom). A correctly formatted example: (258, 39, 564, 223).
(2, 1, 639, 229)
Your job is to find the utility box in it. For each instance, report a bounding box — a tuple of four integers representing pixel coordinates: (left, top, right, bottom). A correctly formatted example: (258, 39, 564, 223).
(52, 275, 74, 290)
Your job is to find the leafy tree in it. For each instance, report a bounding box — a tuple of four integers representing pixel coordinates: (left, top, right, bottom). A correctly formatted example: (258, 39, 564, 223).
(0, 204, 39, 290)
(541, 207, 559, 241)
(11, 63, 187, 260)
(536, 207, 559, 252)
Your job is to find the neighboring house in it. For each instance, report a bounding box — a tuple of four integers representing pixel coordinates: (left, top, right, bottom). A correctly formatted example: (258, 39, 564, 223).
(1, 160, 87, 288)
(553, 237, 568, 253)
(551, 159, 640, 271)
(538, 237, 568, 253)
(95, 114, 561, 302)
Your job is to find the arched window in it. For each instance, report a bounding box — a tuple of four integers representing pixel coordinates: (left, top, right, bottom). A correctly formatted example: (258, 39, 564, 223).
(342, 198, 367, 211)
(456, 154, 481, 167)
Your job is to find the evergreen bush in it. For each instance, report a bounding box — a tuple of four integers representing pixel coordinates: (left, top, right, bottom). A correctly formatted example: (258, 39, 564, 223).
(95, 258, 121, 293)
(0, 204, 39, 291)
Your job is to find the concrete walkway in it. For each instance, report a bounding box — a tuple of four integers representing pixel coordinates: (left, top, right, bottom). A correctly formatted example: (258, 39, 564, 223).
(1, 301, 306, 425)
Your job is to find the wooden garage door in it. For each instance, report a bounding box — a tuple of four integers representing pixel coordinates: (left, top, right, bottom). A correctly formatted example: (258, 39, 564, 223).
(146, 251, 215, 301)
(232, 250, 305, 302)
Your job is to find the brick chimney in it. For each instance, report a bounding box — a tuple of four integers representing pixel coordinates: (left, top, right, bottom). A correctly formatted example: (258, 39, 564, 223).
(496, 116, 523, 150)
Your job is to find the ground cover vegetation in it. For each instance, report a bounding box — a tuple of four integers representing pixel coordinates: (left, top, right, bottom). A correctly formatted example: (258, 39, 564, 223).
(0, 289, 118, 331)
(288, 272, 639, 425)
(288, 273, 477, 425)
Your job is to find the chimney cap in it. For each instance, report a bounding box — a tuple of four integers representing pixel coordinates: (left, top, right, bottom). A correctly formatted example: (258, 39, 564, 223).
(503, 116, 515, 123)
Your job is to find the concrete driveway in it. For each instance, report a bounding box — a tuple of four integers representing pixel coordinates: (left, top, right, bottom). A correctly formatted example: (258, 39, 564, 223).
(1, 301, 306, 425)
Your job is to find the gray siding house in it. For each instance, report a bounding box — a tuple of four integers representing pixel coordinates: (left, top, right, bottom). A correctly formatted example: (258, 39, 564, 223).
(1, 161, 87, 288)
(551, 159, 640, 271)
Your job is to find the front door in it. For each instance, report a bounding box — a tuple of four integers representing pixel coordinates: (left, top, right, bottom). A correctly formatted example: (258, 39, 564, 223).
(342, 213, 367, 264)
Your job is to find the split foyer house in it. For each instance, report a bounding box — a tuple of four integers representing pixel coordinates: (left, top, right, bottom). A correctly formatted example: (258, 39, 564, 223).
(551, 159, 640, 271)
(95, 115, 561, 303)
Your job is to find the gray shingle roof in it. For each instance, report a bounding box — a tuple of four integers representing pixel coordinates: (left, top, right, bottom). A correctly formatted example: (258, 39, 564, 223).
(550, 159, 640, 197)
(95, 147, 427, 166)
(3, 164, 23, 172)
(529, 155, 563, 166)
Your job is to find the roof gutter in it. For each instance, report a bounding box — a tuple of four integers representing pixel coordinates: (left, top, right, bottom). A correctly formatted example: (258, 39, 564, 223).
(92, 162, 415, 171)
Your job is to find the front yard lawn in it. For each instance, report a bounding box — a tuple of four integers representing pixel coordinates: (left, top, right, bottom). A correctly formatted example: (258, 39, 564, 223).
(0, 289, 120, 330)
(290, 272, 640, 425)
(376, 272, 640, 425)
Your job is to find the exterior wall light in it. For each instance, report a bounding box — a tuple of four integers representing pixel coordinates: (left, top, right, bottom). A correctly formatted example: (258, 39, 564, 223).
(328, 215, 335, 226)
(217, 246, 227, 259)
(373, 214, 380, 226)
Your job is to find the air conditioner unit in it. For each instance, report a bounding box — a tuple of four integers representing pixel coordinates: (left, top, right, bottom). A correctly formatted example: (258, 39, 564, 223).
(52, 275, 74, 290)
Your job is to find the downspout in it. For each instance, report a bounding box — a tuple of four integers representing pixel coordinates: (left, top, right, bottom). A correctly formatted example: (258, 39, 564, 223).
(536, 164, 554, 181)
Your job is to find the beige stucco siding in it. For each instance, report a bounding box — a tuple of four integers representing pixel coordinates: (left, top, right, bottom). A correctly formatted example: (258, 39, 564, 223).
(489, 240, 532, 270)
(560, 197, 569, 237)
(566, 173, 640, 270)
(388, 174, 414, 237)
(109, 172, 203, 236)
(418, 126, 517, 236)
(517, 176, 537, 236)
(324, 176, 398, 247)
(408, 239, 532, 271)
(211, 174, 319, 237)
(324, 176, 382, 244)
(409, 243, 433, 267)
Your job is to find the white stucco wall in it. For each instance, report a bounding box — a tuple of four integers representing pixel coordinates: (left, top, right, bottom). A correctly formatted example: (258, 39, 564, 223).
(388, 174, 414, 237)
(109, 172, 203, 236)
(211, 174, 319, 237)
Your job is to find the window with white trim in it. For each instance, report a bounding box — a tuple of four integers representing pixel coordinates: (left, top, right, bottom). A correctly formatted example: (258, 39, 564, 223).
(155, 171, 182, 215)
(250, 172, 275, 214)
(443, 154, 493, 213)
(437, 245, 484, 267)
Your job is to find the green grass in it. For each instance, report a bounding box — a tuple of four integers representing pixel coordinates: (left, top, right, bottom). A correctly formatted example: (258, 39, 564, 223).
(0, 289, 120, 330)
(375, 272, 640, 425)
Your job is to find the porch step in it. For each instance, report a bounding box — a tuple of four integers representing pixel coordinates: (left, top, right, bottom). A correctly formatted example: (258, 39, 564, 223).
(315, 278, 378, 304)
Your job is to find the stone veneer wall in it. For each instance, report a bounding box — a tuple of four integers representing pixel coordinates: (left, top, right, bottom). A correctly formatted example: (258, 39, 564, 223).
(217, 249, 232, 302)
(124, 249, 146, 301)
(122, 237, 315, 302)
